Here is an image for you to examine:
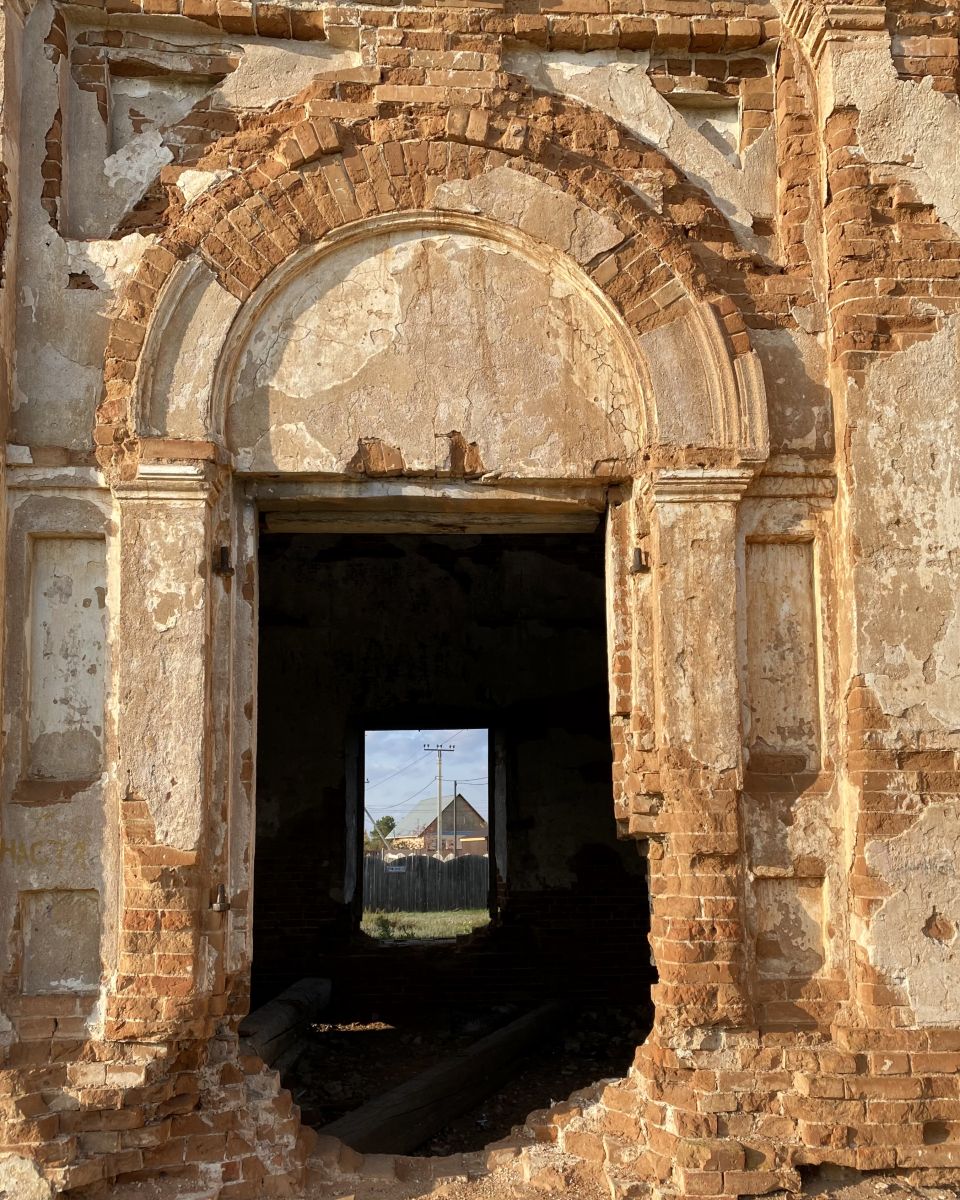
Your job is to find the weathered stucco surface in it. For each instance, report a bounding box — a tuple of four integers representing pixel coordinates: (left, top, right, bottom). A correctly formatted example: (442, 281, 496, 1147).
(866, 803, 960, 1025)
(118, 495, 208, 850)
(848, 315, 960, 735)
(1, 0, 960, 1194)
(145, 261, 241, 438)
(26, 536, 106, 781)
(21, 889, 100, 994)
(744, 539, 820, 769)
(504, 47, 776, 247)
(825, 44, 960, 239)
(228, 229, 641, 476)
(432, 167, 626, 266)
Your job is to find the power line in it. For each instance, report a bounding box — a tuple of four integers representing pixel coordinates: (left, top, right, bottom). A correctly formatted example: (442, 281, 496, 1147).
(365, 751, 429, 791)
(368, 776, 488, 815)
(367, 776, 439, 817)
(364, 729, 473, 790)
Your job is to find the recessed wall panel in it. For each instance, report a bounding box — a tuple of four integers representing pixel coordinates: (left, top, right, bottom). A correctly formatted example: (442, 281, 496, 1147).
(754, 876, 825, 981)
(744, 540, 820, 772)
(26, 537, 107, 782)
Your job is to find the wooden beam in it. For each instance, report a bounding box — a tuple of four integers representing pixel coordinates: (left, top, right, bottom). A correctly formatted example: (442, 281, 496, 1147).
(318, 1001, 562, 1154)
(239, 977, 332, 1066)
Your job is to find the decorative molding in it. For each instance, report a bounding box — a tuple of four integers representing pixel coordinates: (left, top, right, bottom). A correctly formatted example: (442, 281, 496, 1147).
(779, 0, 888, 67)
(115, 461, 221, 503)
(206, 209, 653, 458)
(2, 0, 40, 26)
(4, 465, 106, 491)
(133, 209, 768, 480)
(640, 466, 756, 506)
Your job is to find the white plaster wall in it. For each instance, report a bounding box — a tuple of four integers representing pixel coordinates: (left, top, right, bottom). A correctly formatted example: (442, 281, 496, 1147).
(145, 262, 241, 439)
(848, 315, 960, 740)
(744, 539, 820, 770)
(228, 229, 642, 477)
(866, 803, 960, 1025)
(11, 2, 362, 449)
(754, 876, 825, 980)
(824, 42, 960, 239)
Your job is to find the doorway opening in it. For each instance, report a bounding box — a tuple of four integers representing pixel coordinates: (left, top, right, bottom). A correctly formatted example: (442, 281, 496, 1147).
(249, 516, 654, 1154)
(361, 727, 493, 943)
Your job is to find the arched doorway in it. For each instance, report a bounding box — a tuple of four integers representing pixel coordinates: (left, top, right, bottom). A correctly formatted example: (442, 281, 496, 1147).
(100, 162, 768, 1182)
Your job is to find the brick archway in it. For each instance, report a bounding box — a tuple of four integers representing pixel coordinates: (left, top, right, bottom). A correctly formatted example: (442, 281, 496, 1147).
(96, 114, 767, 479)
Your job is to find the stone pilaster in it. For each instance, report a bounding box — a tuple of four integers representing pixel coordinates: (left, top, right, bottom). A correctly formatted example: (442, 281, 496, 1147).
(108, 462, 225, 1042)
(638, 467, 754, 1031)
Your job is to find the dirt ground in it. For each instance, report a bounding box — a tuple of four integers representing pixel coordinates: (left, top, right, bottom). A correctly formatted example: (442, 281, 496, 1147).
(418, 1008, 648, 1155)
(311, 1164, 960, 1200)
(285, 1004, 646, 1149)
(288, 1004, 517, 1129)
(803, 1175, 960, 1200)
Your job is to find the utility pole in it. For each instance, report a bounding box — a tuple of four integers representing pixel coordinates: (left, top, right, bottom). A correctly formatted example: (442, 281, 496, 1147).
(424, 742, 455, 857)
(452, 780, 458, 859)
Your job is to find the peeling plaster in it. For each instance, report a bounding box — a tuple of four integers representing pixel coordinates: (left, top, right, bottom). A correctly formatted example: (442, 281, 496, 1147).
(432, 166, 626, 265)
(64, 231, 154, 294)
(825, 43, 960, 238)
(754, 877, 825, 980)
(752, 323, 832, 454)
(121, 506, 208, 852)
(744, 541, 821, 767)
(109, 74, 212, 154)
(176, 167, 236, 209)
(227, 229, 641, 477)
(213, 40, 363, 110)
(503, 47, 775, 247)
(146, 261, 240, 437)
(103, 130, 174, 209)
(12, 0, 144, 445)
(0, 1155, 53, 1200)
(850, 315, 960, 734)
(866, 802, 960, 1024)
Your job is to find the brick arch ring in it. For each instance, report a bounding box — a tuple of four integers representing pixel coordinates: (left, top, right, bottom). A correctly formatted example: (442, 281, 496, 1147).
(96, 125, 769, 478)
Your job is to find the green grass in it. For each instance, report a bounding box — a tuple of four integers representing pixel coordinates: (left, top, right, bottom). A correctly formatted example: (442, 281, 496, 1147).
(362, 909, 490, 941)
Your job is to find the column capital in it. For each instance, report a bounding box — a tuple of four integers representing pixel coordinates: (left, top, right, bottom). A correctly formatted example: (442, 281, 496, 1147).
(639, 466, 756, 507)
(778, 0, 887, 69)
(113, 461, 222, 503)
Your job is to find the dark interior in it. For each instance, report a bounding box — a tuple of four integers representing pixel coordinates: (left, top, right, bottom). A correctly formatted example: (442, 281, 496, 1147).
(252, 526, 653, 1013)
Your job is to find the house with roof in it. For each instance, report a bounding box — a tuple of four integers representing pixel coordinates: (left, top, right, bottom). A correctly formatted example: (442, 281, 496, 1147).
(389, 793, 488, 856)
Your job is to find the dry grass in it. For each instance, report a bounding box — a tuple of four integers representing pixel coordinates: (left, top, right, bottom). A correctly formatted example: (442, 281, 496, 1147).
(361, 909, 490, 941)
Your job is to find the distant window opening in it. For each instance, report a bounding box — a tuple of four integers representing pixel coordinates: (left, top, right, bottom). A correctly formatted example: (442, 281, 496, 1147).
(361, 727, 493, 942)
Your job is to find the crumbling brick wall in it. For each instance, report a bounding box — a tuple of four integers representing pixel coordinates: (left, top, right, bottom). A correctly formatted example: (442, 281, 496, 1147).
(1, 0, 960, 1196)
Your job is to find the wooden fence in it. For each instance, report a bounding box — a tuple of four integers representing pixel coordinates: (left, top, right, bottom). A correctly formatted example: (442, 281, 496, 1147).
(363, 855, 489, 912)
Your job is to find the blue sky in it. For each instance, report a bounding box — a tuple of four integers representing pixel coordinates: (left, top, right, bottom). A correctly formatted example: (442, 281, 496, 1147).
(363, 728, 489, 828)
